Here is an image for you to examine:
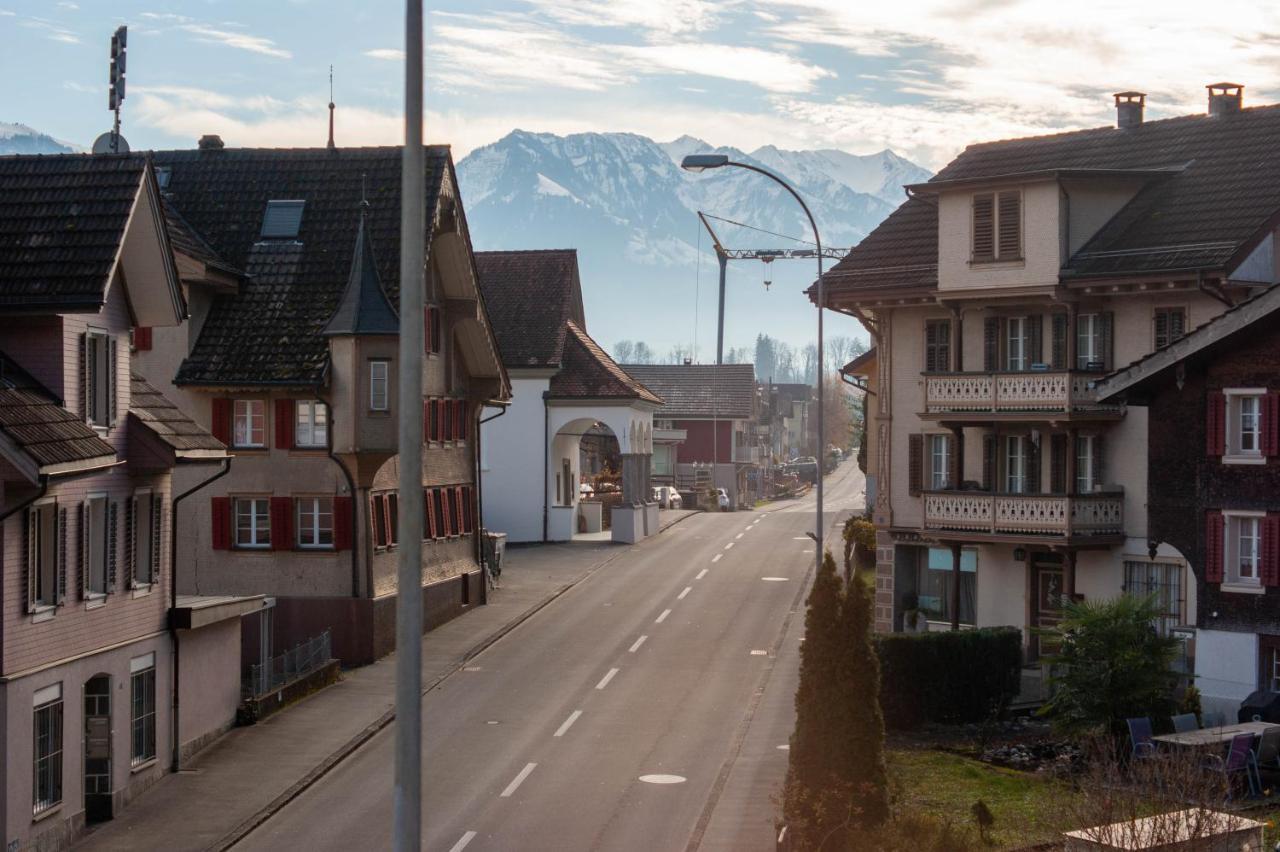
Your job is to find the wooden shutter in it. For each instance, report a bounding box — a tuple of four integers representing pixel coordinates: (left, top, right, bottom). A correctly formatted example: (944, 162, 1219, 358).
(1049, 434, 1067, 493)
(126, 497, 136, 588)
(441, 399, 453, 442)
(333, 495, 353, 550)
(972, 193, 995, 260)
(1154, 311, 1169, 350)
(134, 326, 153, 351)
(211, 398, 232, 445)
(1206, 392, 1226, 457)
(1026, 438, 1041, 494)
(1205, 511, 1224, 583)
(453, 487, 465, 535)
(107, 336, 118, 427)
(997, 191, 1021, 259)
(425, 489, 437, 539)
(78, 502, 87, 597)
(275, 399, 294, 449)
(384, 494, 397, 545)
(429, 398, 441, 442)
(151, 495, 163, 582)
(463, 486, 474, 534)
(270, 497, 292, 551)
(983, 317, 1000, 371)
(1263, 392, 1280, 457)
(946, 435, 961, 489)
(440, 488, 454, 537)
(79, 332, 89, 421)
(23, 508, 35, 612)
(107, 501, 118, 592)
(1051, 314, 1067, 370)
(56, 507, 67, 605)
(1028, 314, 1043, 365)
(1092, 434, 1105, 488)
(1262, 514, 1280, 587)
(982, 435, 996, 490)
(907, 433, 923, 496)
(211, 496, 231, 550)
(1099, 311, 1114, 370)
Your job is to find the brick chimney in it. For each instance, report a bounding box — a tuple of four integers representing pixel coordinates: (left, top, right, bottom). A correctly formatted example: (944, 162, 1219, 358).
(1207, 83, 1243, 116)
(1113, 91, 1146, 129)
(198, 134, 225, 151)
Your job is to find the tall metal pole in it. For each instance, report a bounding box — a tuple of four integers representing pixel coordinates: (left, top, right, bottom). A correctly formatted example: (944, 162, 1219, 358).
(394, 1, 425, 849)
(715, 253, 727, 366)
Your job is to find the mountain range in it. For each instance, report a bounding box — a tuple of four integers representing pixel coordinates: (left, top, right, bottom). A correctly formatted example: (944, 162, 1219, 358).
(0, 123, 81, 155)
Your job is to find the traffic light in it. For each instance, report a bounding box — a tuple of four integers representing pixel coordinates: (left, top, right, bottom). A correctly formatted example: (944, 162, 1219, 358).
(109, 26, 127, 111)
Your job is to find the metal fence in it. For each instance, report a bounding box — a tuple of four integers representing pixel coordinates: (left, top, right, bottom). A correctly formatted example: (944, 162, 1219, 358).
(244, 629, 332, 699)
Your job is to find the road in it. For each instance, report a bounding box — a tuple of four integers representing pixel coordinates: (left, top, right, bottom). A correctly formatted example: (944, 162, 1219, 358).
(235, 462, 865, 852)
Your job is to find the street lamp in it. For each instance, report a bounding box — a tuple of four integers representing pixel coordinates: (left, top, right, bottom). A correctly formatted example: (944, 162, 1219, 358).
(680, 154, 827, 572)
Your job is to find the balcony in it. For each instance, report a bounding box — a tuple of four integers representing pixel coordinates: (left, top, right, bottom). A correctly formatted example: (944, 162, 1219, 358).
(732, 445, 762, 464)
(921, 371, 1123, 421)
(922, 489, 1124, 544)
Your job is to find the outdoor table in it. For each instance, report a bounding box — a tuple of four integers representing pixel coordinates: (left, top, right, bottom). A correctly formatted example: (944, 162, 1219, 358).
(1150, 720, 1279, 748)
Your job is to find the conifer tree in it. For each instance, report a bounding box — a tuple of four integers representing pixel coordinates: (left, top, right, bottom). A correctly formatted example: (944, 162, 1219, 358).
(835, 553, 889, 828)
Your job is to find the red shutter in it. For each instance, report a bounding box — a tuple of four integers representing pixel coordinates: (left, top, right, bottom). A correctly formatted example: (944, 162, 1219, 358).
(440, 488, 453, 537)
(453, 487, 465, 535)
(1264, 392, 1280, 457)
(134, 327, 153, 350)
(383, 495, 395, 545)
(1207, 391, 1226, 457)
(333, 495, 352, 550)
(441, 399, 453, 442)
(275, 399, 294, 449)
(1263, 514, 1280, 587)
(423, 399, 431, 443)
(211, 398, 232, 445)
(462, 485, 474, 534)
(211, 497, 231, 550)
(1205, 511, 1224, 584)
(425, 489, 437, 539)
(270, 497, 293, 551)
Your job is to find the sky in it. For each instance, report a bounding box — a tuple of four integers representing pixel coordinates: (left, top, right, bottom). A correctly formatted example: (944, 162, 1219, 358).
(7, 0, 1280, 170)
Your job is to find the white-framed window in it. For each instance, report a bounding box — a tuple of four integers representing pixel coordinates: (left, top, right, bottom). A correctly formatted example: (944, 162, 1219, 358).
(1235, 394, 1261, 455)
(295, 401, 328, 448)
(130, 654, 156, 766)
(369, 361, 389, 411)
(234, 498, 271, 549)
(233, 399, 266, 448)
(1005, 435, 1027, 493)
(1075, 435, 1096, 493)
(28, 500, 59, 609)
(297, 497, 334, 549)
(1076, 313, 1102, 370)
(1124, 559, 1186, 637)
(1225, 512, 1263, 586)
(132, 490, 157, 586)
(84, 330, 117, 428)
(33, 683, 63, 814)
(1006, 317, 1028, 371)
(85, 495, 108, 596)
(929, 434, 950, 490)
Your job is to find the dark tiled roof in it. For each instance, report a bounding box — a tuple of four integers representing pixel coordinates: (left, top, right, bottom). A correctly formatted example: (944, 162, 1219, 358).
(323, 207, 398, 336)
(151, 146, 450, 386)
(128, 372, 226, 455)
(549, 322, 662, 404)
(0, 154, 145, 310)
(819, 197, 937, 293)
(160, 195, 241, 278)
(841, 347, 877, 376)
(0, 349, 116, 469)
(620, 363, 756, 419)
(475, 249, 585, 367)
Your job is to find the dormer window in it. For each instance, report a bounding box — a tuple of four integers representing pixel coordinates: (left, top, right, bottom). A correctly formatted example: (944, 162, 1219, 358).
(261, 200, 305, 239)
(972, 190, 1022, 262)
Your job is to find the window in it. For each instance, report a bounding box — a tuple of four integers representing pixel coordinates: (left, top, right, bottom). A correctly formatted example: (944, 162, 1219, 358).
(296, 497, 334, 549)
(234, 498, 271, 549)
(130, 655, 156, 766)
(924, 320, 951, 373)
(1236, 395, 1261, 454)
(260, 200, 305, 239)
(1124, 560, 1185, 637)
(1006, 317, 1028, 371)
(295, 401, 328, 448)
(28, 502, 58, 609)
(33, 685, 63, 815)
(233, 400, 266, 448)
(426, 306, 442, 355)
(1076, 313, 1102, 370)
(1075, 435, 1096, 493)
(929, 435, 951, 490)
(971, 191, 1021, 261)
(1227, 514, 1262, 585)
(1005, 436, 1027, 493)
(369, 361, 389, 411)
(913, 547, 977, 626)
(132, 491, 157, 586)
(84, 330, 117, 428)
(85, 495, 108, 596)
(433, 488, 449, 537)
(1154, 307, 1186, 350)
(372, 495, 388, 548)
(385, 493, 399, 546)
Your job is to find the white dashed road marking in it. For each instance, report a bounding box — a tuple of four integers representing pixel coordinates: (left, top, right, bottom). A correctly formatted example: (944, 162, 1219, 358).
(596, 668, 620, 690)
(554, 710, 582, 738)
(655, 609, 671, 624)
(724, 542, 735, 550)
(500, 763, 537, 798)
(695, 568, 708, 580)
(711, 553, 722, 563)
(449, 831, 477, 852)
(750, 650, 768, 656)
(639, 774, 687, 784)
(677, 586, 692, 600)
(629, 635, 648, 653)
(735, 533, 744, 540)
(762, 577, 789, 582)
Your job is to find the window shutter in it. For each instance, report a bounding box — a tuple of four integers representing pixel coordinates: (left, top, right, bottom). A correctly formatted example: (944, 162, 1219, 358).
(23, 508, 35, 613)
(1154, 311, 1169, 350)
(211, 496, 231, 550)
(972, 193, 995, 260)
(907, 433, 923, 496)
(134, 327, 153, 351)
(80, 332, 89, 422)
(78, 502, 87, 598)
(1262, 514, 1280, 587)
(275, 399, 294, 449)
(441, 488, 454, 537)
(422, 399, 430, 443)
(1026, 437, 1041, 494)
(55, 506, 67, 605)
(1099, 312, 1114, 370)
(1050, 434, 1067, 493)
(441, 399, 453, 442)
(211, 398, 232, 445)
(107, 501, 118, 593)
(997, 191, 1021, 259)
(1092, 434, 1105, 489)
(1263, 392, 1279, 457)
(383, 495, 396, 544)
(425, 489, 437, 539)
(1205, 511, 1225, 583)
(463, 486, 475, 534)
(982, 435, 996, 491)
(1170, 309, 1186, 341)
(107, 336, 118, 427)
(925, 322, 939, 373)
(1028, 314, 1043, 365)
(270, 497, 292, 551)
(946, 435, 961, 489)
(1050, 314, 1067, 370)
(983, 317, 1000, 371)
(151, 495, 163, 582)
(333, 495, 352, 550)
(126, 497, 136, 588)
(1206, 391, 1226, 457)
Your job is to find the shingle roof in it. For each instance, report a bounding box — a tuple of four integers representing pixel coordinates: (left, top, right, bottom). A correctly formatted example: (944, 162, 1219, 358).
(160, 195, 241, 278)
(620, 363, 756, 419)
(474, 249, 585, 367)
(819, 197, 938, 293)
(323, 205, 399, 336)
(548, 322, 662, 404)
(128, 372, 227, 456)
(151, 146, 450, 386)
(0, 349, 116, 471)
(0, 154, 146, 310)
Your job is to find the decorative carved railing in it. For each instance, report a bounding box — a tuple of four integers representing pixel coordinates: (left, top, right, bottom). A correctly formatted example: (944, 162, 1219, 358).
(923, 371, 1121, 415)
(923, 490, 1124, 538)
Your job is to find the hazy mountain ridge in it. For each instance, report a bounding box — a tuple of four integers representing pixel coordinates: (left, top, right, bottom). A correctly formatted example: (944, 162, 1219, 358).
(0, 123, 82, 155)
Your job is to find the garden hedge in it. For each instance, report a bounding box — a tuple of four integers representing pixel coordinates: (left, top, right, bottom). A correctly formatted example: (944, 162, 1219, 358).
(874, 627, 1022, 729)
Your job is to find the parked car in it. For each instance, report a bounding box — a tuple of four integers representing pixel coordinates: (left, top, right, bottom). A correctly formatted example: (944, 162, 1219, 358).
(791, 457, 819, 484)
(579, 482, 595, 497)
(715, 487, 731, 511)
(649, 486, 683, 509)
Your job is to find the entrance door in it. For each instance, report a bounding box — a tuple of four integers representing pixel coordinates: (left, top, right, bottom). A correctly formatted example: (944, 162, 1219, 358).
(83, 675, 112, 822)
(1030, 553, 1066, 660)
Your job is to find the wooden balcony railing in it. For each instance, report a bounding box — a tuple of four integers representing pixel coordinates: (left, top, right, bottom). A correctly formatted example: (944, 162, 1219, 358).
(922, 489, 1124, 539)
(923, 371, 1121, 416)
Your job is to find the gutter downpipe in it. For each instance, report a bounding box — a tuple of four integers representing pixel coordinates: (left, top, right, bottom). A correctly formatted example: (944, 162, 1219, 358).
(169, 455, 232, 773)
(542, 390, 550, 542)
(477, 403, 509, 601)
(317, 388, 360, 598)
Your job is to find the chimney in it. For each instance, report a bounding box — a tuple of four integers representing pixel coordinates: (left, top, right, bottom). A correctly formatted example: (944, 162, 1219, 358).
(1113, 91, 1145, 129)
(198, 134, 225, 151)
(1207, 82, 1243, 116)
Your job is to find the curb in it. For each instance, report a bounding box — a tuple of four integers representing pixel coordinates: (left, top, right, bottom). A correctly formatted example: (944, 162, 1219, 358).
(211, 511, 697, 851)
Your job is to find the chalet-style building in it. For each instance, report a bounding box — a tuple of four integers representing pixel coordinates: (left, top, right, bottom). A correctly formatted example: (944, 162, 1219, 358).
(763, 382, 814, 463)
(0, 156, 253, 851)
(133, 140, 510, 666)
(621, 363, 761, 508)
(475, 250, 662, 543)
(1098, 284, 1280, 719)
(819, 84, 1280, 673)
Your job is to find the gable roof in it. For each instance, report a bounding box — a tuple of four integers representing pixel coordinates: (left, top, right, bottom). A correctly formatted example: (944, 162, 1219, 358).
(0, 154, 148, 311)
(323, 205, 399, 336)
(160, 194, 242, 280)
(474, 249, 586, 367)
(151, 146, 451, 387)
(823, 101, 1280, 295)
(548, 322, 662, 404)
(620, 363, 756, 419)
(128, 372, 227, 459)
(0, 349, 116, 478)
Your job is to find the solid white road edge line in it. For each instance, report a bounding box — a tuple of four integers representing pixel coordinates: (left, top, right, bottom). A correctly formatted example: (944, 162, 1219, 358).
(554, 710, 582, 738)
(696, 568, 708, 580)
(629, 635, 648, 653)
(711, 553, 722, 563)
(596, 667, 620, 690)
(500, 763, 538, 798)
(449, 831, 477, 852)
(655, 609, 671, 624)
(678, 586, 692, 600)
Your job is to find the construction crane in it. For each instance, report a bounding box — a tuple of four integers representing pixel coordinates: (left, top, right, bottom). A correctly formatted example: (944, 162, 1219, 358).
(697, 211, 847, 364)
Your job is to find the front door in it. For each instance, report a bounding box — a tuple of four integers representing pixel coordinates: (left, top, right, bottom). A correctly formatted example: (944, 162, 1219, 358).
(83, 674, 112, 822)
(1030, 553, 1066, 660)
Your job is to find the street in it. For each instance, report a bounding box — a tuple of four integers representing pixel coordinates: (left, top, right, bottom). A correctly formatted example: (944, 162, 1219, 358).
(234, 463, 865, 852)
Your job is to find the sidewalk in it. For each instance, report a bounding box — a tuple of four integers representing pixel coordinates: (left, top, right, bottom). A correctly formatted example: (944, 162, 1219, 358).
(76, 510, 696, 852)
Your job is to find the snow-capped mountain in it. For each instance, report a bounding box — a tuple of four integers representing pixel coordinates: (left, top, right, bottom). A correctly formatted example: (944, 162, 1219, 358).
(457, 130, 929, 357)
(0, 123, 81, 155)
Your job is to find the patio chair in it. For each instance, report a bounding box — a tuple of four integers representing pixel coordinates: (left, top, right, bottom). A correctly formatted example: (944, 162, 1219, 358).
(1127, 717, 1158, 760)
(1202, 711, 1227, 728)
(1251, 726, 1280, 783)
(1203, 732, 1259, 800)
(1172, 713, 1199, 734)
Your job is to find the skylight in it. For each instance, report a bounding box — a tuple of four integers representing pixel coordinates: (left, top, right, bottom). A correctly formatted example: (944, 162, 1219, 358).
(260, 199, 306, 239)
(155, 167, 172, 190)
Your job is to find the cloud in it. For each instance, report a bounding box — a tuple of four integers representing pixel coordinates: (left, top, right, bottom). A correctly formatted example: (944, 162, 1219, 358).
(520, 0, 727, 35)
(364, 48, 405, 61)
(617, 42, 833, 93)
(21, 17, 80, 43)
(179, 23, 291, 58)
(57, 2, 78, 9)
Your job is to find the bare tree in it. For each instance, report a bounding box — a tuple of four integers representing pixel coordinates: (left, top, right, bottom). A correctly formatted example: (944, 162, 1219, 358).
(632, 341, 655, 364)
(775, 342, 796, 383)
(613, 340, 636, 364)
(801, 343, 819, 385)
(668, 343, 692, 364)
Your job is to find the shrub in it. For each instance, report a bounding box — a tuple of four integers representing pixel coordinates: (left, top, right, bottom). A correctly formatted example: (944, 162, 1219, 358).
(875, 628, 1022, 729)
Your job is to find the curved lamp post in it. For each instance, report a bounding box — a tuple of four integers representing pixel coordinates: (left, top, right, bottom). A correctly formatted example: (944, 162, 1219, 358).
(680, 154, 826, 571)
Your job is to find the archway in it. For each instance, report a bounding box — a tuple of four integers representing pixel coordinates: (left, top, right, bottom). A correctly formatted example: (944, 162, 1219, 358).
(549, 417, 620, 541)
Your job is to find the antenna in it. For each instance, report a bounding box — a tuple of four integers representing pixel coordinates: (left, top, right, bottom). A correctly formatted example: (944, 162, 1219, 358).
(94, 25, 129, 154)
(327, 65, 336, 150)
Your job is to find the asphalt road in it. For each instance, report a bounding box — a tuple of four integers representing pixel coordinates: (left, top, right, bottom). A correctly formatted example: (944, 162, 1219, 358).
(235, 462, 865, 852)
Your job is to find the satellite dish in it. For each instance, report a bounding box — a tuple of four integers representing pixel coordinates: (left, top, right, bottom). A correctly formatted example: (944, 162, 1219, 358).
(91, 131, 130, 154)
